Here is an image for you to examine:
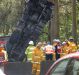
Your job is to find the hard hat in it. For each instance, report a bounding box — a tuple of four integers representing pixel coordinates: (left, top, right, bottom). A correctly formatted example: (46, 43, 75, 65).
(69, 37, 74, 42)
(56, 39, 61, 42)
(53, 39, 60, 43)
(29, 41, 34, 45)
(53, 39, 57, 42)
(62, 42, 66, 45)
(69, 36, 74, 40)
(43, 41, 46, 45)
(37, 42, 42, 47)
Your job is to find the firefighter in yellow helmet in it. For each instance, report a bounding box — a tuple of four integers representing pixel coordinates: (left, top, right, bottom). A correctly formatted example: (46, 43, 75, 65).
(32, 42, 44, 75)
(68, 38, 77, 53)
(62, 41, 70, 56)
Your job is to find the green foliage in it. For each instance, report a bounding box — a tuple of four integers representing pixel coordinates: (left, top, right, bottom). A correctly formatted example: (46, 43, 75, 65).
(0, 0, 25, 35)
(39, 23, 49, 41)
(0, 0, 79, 42)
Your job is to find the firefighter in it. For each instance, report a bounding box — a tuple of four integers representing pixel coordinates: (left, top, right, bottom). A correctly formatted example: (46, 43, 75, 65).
(25, 41, 35, 62)
(44, 42, 55, 61)
(62, 41, 70, 56)
(68, 38, 77, 53)
(32, 42, 44, 75)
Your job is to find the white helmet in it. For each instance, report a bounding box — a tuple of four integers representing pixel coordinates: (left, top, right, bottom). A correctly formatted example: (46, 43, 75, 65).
(62, 42, 66, 45)
(53, 39, 60, 43)
(29, 41, 34, 45)
(37, 42, 42, 47)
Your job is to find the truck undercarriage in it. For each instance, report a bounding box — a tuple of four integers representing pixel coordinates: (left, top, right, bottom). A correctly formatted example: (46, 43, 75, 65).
(6, 0, 54, 61)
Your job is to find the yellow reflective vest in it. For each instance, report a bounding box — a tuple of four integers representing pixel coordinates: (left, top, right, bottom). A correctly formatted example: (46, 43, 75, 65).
(25, 45, 35, 61)
(68, 42, 77, 53)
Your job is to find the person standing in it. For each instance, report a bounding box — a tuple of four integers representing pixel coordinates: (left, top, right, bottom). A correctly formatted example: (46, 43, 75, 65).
(53, 39, 62, 60)
(32, 42, 44, 75)
(62, 41, 70, 56)
(25, 41, 35, 62)
(68, 38, 77, 53)
(44, 42, 55, 61)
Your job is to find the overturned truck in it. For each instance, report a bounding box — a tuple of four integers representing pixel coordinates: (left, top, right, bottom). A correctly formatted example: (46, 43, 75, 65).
(6, 0, 54, 61)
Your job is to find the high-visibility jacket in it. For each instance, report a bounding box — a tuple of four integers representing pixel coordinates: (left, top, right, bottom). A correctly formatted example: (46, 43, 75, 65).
(68, 42, 77, 53)
(0, 47, 5, 52)
(61, 45, 72, 57)
(32, 47, 44, 63)
(32, 47, 44, 75)
(44, 45, 55, 54)
(62, 45, 69, 54)
(0, 52, 5, 61)
(0, 49, 8, 62)
(25, 45, 35, 61)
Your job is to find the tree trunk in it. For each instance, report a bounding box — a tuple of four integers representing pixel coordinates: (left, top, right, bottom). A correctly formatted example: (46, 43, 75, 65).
(72, 0, 77, 43)
(50, 0, 59, 43)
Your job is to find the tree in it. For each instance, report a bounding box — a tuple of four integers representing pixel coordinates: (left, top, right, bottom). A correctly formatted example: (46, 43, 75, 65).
(0, 0, 25, 35)
(72, 0, 77, 43)
(50, 0, 59, 43)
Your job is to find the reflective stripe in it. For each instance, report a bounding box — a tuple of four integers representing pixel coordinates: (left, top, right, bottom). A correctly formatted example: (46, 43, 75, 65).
(33, 62, 40, 64)
(28, 52, 32, 54)
(28, 58, 32, 60)
(45, 50, 54, 54)
(37, 70, 40, 72)
(45, 45, 55, 54)
(45, 51, 54, 54)
(34, 56, 40, 58)
(43, 56, 45, 57)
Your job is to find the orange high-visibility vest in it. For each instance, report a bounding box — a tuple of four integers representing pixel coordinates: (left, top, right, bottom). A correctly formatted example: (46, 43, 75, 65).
(0, 47, 5, 51)
(0, 52, 5, 61)
(45, 45, 55, 54)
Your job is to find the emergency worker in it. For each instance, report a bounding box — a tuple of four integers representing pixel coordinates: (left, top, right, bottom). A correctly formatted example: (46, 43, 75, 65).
(53, 39, 62, 60)
(68, 38, 77, 53)
(25, 41, 35, 62)
(0, 44, 8, 62)
(44, 42, 55, 61)
(62, 41, 70, 56)
(32, 42, 44, 75)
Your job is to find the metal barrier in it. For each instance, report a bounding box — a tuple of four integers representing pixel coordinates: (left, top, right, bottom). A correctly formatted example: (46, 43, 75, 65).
(4, 61, 54, 75)
(4, 62, 32, 75)
(40, 61, 54, 75)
